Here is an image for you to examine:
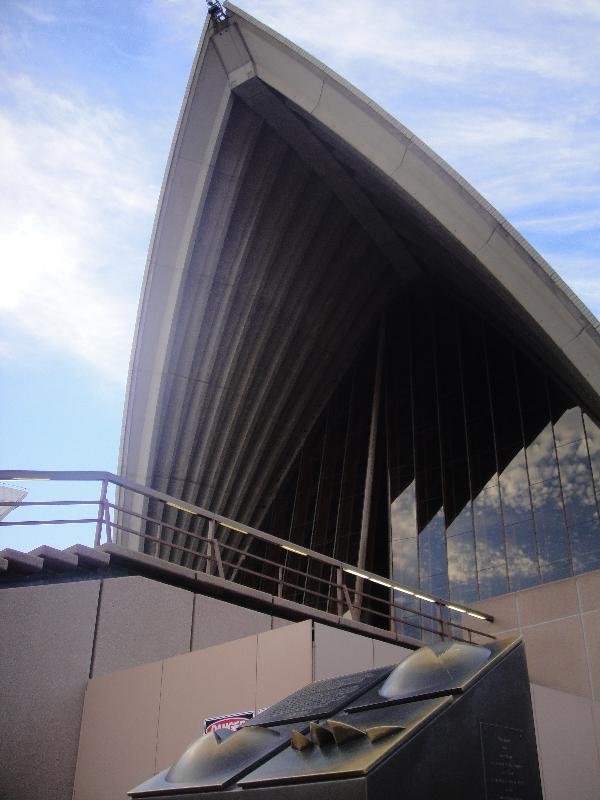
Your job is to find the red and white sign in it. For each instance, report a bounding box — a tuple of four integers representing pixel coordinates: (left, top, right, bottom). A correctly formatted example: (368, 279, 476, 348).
(203, 711, 254, 734)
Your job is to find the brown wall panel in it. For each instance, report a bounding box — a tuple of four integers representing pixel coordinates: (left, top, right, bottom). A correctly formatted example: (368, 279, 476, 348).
(255, 619, 313, 709)
(313, 623, 373, 680)
(373, 638, 411, 668)
(73, 660, 163, 800)
(191, 594, 271, 650)
(92, 576, 194, 677)
(156, 634, 258, 770)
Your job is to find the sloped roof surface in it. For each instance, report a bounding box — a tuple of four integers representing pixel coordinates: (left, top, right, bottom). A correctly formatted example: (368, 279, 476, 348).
(119, 5, 600, 556)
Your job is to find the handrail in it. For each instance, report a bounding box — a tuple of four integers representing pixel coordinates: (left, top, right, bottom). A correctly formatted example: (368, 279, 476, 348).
(0, 470, 494, 641)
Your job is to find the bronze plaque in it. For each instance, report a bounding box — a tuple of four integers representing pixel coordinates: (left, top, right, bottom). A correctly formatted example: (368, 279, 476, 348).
(481, 722, 528, 800)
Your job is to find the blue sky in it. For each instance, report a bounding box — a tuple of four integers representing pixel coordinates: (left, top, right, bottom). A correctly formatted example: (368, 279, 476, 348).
(1, 0, 599, 551)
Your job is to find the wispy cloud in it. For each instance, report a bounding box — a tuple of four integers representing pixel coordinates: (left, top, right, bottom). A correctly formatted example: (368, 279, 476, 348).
(0, 74, 157, 384)
(18, 3, 56, 25)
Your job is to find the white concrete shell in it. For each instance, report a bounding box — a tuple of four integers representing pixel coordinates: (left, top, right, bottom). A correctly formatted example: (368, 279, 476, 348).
(119, 5, 600, 553)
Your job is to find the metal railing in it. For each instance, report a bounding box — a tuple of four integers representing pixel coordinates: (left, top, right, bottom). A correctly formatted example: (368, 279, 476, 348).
(0, 470, 494, 644)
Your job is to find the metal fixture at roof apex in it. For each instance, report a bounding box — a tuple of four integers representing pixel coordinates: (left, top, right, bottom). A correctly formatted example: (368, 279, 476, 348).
(206, 0, 228, 23)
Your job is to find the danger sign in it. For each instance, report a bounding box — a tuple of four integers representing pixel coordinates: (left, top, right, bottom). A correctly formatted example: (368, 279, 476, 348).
(203, 711, 255, 734)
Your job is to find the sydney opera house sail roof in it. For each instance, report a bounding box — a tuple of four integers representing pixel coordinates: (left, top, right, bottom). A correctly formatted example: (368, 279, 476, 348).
(119, 5, 600, 604)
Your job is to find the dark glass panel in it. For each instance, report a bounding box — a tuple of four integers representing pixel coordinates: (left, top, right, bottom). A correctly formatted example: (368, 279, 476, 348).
(446, 502, 473, 537)
(540, 558, 572, 583)
(458, 312, 497, 500)
(421, 570, 449, 601)
(390, 480, 417, 541)
(552, 405, 586, 447)
(386, 295, 417, 553)
(431, 299, 470, 529)
(411, 290, 444, 534)
(447, 530, 478, 603)
(514, 349, 552, 445)
(583, 414, 600, 508)
(478, 565, 508, 600)
(530, 478, 569, 567)
(555, 437, 597, 528)
(505, 519, 539, 591)
(526, 423, 560, 485)
(391, 535, 418, 587)
(392, 591, 421, 640)
(470, 451, 498, 490)
(473, 483, 507, 595)
(418, 510, 447, 592)
(485, 330, 523, 476)
(499, 450, 532, 527)
(473, 485, 503, 564)
(570, 522, 600, 574)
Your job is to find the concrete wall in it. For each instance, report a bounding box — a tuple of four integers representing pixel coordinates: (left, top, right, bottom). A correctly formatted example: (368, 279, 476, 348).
(470, 568, 600, 701)
(0, 575, 291, 800)
(532, 683, 600, 800)
(72, 621, 411, 800)
(468, 569, 600, 799)
(0, 580, 100, 800)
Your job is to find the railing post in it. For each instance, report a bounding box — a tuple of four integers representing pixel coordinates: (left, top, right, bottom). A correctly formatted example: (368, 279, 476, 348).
(95, 479, 108, 547)
(210, 538, 225, 579)
(206, 519, 216, 576)
(341, 579, 359, 621)
(438, 603, 446, 640)
(104, 485, 112, 544)
(336, 567, 344, 617)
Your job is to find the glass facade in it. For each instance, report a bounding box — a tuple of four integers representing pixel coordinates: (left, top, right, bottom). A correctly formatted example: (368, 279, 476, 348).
(261, 280, 600, 619)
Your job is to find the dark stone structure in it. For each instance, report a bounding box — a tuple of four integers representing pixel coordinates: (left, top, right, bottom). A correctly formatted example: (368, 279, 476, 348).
(129, 637, 542, 799)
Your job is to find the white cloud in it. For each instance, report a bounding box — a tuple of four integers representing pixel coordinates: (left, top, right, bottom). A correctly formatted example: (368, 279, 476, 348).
(0, 74, 158, 384)
(527, 0, 600, 21)
(224, 0, 593, 83)
(544, 255, 600, 315)
(516, 210, 600, 234)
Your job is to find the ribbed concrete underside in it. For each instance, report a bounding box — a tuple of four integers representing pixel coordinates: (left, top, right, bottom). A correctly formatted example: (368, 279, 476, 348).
(148, 97, 403, 562)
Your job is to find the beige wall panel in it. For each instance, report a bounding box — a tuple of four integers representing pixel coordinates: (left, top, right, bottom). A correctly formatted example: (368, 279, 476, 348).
(582, 610, 600, 700)
(592, 701, 600, 754)
(73, 661, 162, 800)
(521, 617, 592, 697)
(256, 619, 313, 709)
(92, 576, 193, 677)
(156, 634, 258, 771)
(471, 592, 519, 635)
(517, 578, 579, 627)
(0, 580, 100, 800)
(532, 683, 600, 800)
(578, 570, 600, 613)
(192, 594, 271, 650)
(373, 639, 411, 669)
(271, 615, 293, 629)
(313, 623, 373, 680)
